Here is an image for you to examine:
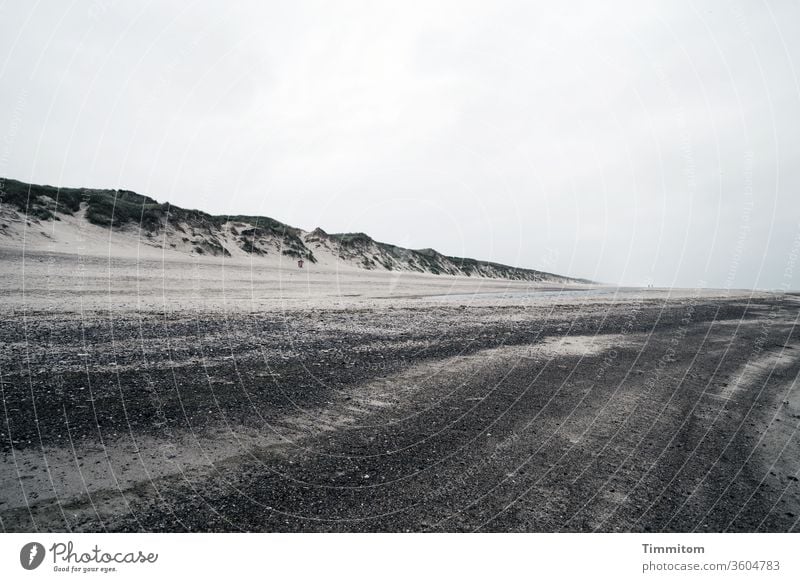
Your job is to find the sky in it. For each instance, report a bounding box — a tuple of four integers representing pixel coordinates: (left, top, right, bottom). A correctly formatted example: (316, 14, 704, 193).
(1, 0, 799, 288)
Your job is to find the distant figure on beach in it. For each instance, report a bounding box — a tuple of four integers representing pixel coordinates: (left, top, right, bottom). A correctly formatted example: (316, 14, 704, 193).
(297, 259, 304, 268)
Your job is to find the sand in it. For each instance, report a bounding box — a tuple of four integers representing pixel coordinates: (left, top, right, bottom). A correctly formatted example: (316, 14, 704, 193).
(1, 243, 798, 532)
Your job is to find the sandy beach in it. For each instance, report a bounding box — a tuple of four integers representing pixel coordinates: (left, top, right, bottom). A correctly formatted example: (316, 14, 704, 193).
(1, 248, 798, 532)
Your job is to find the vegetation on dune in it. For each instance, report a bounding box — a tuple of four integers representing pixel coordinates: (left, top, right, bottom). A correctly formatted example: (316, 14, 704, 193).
(1, 177, 166, 228)
(0, 178, 299, 234)
(1, 178, 85, 220)
(1, 176, 587, 282)
(329, 232, 374, 246)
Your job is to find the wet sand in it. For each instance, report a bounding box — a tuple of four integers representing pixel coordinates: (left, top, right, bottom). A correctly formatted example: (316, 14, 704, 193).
(1, 250, 799, 532)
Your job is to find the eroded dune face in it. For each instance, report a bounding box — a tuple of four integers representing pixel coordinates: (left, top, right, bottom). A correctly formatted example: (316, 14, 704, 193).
(0, 177, 588, 285)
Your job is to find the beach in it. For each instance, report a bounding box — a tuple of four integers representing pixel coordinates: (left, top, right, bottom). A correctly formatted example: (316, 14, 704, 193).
(1, 249, 799, 532)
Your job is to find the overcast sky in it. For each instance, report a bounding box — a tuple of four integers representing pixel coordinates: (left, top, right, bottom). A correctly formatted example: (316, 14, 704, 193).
(1, 1, 799, 288)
